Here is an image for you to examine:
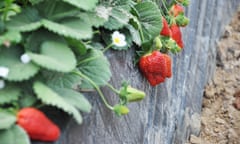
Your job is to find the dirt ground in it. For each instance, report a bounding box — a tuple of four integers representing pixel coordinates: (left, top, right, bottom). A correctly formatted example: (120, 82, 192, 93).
(189, 9, 240, 144)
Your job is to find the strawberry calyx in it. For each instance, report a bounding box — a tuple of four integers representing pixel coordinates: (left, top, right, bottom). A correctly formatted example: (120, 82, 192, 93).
(175, 13, 190, 27)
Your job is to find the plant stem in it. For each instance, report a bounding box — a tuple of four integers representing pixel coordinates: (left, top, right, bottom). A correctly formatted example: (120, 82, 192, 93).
(106, 83, 120, 94)
(161, 0, 170, 14)
(72, 70, 114, 110)
(102, 43, 114, 53)
(139, 25, 145, 43)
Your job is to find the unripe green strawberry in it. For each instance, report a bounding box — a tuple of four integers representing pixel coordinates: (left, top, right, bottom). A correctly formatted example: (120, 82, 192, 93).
(154, 36, 162, 50)
(113, 105, 129, 116)
(17, 107, 60, 142)
(175, 14, 190, 27)
(139, 51, 167, 86)
(125, 86, 145, 102)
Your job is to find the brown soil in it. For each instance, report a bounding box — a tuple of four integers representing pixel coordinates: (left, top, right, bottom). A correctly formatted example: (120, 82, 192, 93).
(189, 9, 240, 144)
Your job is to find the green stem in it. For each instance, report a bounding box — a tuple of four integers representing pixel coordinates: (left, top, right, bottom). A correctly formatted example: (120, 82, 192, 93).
(170, 0, 178, 7)
(139, 25, 145, 43)
(106, 83, 120, 94)
(93, 30, 100, 34)
(102, 43, 114, 53)
(72, 70, 114, 110)
(161, 0, 170, 14)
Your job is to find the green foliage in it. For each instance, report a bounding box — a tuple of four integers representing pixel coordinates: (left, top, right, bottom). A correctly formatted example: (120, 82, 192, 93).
(6, 7, 41, 32)
(0, 125, 30, 144)
(77, 49, 111, 89)
(0, 31, 21, 45)
(103, 7, 131, 30)
(29, 0, 44, 5)
(0, 0, 175, 142)
(0, 47, 40, 81)
(28, 41, 76, 72)
(44, 72, 82, 89)
(53, 87, 92, 113)
(62, 0, 98, 10)
(133, 1, 163, 42)
(42, 19, 93, 40)
(0, 85, 20, 104)
(0, 112, 16, 130)
(33, 81, 83, 124)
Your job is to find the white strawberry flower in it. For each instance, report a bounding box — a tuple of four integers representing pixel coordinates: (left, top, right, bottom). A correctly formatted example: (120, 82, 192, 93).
(0, 80, 5, 89)
(20, 53, 31, 64)
(0, 66, 9, 78)
(112, 31, 127, 47)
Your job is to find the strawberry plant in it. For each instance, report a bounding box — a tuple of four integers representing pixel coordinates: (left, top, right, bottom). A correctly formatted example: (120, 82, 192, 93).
(0, 0, 190, 143)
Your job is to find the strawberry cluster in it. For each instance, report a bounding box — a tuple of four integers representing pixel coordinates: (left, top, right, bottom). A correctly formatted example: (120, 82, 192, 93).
(139, 1, 189, 86)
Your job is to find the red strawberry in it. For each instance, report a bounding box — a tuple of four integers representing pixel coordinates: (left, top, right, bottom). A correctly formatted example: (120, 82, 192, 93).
(170, 4, 184, 17)
(17, 107, 60, 142)
(162, 54, 172, 78)
(139, 51, 167, 86)
(170, 24, 184, 48)
(160, 17, 172, 37)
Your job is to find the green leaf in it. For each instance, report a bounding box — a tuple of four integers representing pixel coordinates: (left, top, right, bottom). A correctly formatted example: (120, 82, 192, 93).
(28, 41, 76, 72)
(36, 0, 79, 21)
(0, 46, 40, 81)
(127, 25, 141, 46)
(0, 31, 21, 45)
(43, 72, 82, 89)
(78, 12, 106, 28)
(0, 125, 30, 144)
(62, 0, 98, 10)
(33, 81, 82, 124)
(77, 49, 111, 89)
(6, 7, 41, 32)
(53, 88, 91, 113)
(66, 38, 87, 55)
(25, 29, 64, 53)
(103, 7, 130, 30)
(42, 19, 92, 40)
(133, 1, 162, 41)
(29, 0, 44, 5)
(0, 85, 20, 104)
(19, 94, 37, 108)
(0, 112, 16, 130)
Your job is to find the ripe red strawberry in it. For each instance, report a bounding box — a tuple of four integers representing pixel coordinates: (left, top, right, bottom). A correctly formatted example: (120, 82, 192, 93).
(139, 51, 167, 86)
(170, 24, 184, 48)
(170, 4, 184, 17)
(162, 54, 172, 78)
(160, 17, 172, 37)
(17, 107, 60, 142)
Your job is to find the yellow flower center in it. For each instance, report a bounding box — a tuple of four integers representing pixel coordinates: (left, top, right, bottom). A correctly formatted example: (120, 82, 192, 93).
(114, 38, 120, 44)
